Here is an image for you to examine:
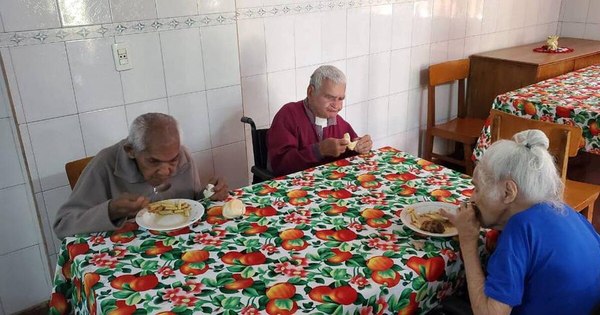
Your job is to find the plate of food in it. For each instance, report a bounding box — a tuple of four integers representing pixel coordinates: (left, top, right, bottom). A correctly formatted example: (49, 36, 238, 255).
(400, 201, 458, 237)
(136, 199, 204, 231)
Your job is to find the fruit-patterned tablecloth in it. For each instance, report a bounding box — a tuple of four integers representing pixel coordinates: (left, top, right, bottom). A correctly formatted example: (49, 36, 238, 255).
(473, 64, 600, 160)
(50, 147, 494, 315)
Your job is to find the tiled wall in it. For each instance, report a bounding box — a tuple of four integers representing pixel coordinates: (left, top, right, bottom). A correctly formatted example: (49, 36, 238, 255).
(0, 0, 565, 312)
(559, 0, 600, 39)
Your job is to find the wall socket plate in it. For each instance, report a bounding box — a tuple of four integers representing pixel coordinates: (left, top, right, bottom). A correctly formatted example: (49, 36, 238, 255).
(112, 43, 133, 71)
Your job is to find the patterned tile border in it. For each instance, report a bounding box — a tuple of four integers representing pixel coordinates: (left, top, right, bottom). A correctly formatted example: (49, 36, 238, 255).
(0, 0, 413, 48)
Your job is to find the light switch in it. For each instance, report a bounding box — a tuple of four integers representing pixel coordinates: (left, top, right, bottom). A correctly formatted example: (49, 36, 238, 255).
(112, 43, 133, 71)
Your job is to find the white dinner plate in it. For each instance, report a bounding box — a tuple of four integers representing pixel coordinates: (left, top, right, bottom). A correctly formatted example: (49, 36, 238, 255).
(400, 201, 458, 237)
(136, 199, 204, 231)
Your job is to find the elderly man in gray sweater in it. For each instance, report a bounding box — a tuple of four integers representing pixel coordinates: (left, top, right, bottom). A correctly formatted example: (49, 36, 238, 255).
(54, 113, 228, 238)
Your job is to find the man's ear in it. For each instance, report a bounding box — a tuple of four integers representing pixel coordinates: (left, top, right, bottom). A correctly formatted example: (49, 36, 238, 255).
(124, 143, 136, 159)
(503, 180, 518, 204)
(307, 85, 314, 98)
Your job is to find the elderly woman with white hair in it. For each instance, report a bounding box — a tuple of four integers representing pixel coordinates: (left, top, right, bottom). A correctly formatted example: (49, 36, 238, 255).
(267, 65, 373, 176)
(443, 129, 600, 315)
(54, 113, 228, 238)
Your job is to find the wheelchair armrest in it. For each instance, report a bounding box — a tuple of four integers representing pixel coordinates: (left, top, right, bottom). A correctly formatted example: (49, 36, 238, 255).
(251, 166, 274, 182)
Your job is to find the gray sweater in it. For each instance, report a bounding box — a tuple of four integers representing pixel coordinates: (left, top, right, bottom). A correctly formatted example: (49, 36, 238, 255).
(53, 140, 203, 239)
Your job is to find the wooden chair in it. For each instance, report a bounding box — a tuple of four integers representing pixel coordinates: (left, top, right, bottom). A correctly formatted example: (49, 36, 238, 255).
(490, 109, 600, 222)
(65, 156, 94, 189)
(424, 59, 486, 175)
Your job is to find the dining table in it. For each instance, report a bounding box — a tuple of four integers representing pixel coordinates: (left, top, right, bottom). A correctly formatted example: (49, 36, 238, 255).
(50, 147, 492, 315)
(473, 64, 600, 160)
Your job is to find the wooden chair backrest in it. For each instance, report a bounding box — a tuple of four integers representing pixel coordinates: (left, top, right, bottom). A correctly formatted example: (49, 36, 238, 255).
(65, 156, 94, 189)
(427, 59, 470, 127)
(489, 109, 583, 182)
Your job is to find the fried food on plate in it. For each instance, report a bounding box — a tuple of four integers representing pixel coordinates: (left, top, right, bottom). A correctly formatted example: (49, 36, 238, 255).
(148, 200, 191, 217)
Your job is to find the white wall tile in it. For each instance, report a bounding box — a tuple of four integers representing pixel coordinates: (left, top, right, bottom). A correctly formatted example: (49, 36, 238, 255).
(236, 0, 262, 8)
(345, 102, 368, 136)
(539, 0, 561, 24)
(388, 91, 409, 135)
(589, 1, 600, 23)
(207, 85, 244, 147)
(160, 29, 206, 96)
(295, 66, 314, 103)
(201, 24, 241, 89)
(0, 0, 60, 32)
(198, 0, 236, 14)
(35, 192, 56, 255)
(345, 56, 369, 105)
(58, 0, 111, 26)
(28, 115, 86, 190)
(17, 125, 41, 193)
(0, 49, 25, 124)
(118, 33, 166, 104)
(523, 0, 540, 27)
(463, 35, 481, 57)
(407, 87, 427, 131)
(42, 186, 71, 252)
(430, 41, 449, 64)
(390, 48, 411, 94)
(431, 0, 451, 43)
(10, 43, 77, 122)
(368, 52, 391, 100)
(322, 9, 347, 62)
(295, 13, 322, 67)
(238, 18, 267, 77)
(347, 7, 371, 58)
(125, 98, 169, 124)
(0, 246, 51, 314)
(562, 0, 590, 22)
(392, 3, 413, 50)
(0, 119, 23, 189)
(156, 0, 198, 18)
(191, 149, 215, 185)
(367, 97, 389, 139)
(370, 5, 393, 54)
(480, 0, 498, 34)
(242, 75, 270, 127)
(110, 0, 157, 22)
(66, 38, 125, 113)
(449, 0, 468, 40)
(465, 0, 483, 37)
(80, 107, 128, 156)
(264, 16, 295, 72)
(409, 45, 430, 89)
(403, 127, 422, 157)
(169, 91, 212, 152)
(584, 23, 600, 40)
(0, 185, 38, 255)
(411, 0, 433, 47)
(448, 38, 465, 60)
(213, 141, 249, 189)
(267, 70, 296, 122)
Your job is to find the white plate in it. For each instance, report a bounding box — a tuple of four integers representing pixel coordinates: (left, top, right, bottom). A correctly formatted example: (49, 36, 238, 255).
(400, 201, 458, 237)
(136, 199, 204, 231)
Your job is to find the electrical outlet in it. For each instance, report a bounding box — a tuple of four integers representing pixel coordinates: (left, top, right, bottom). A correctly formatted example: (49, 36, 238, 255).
(112, 43, 133, 71)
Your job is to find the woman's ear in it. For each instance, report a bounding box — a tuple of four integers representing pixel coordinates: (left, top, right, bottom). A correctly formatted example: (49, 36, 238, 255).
(124, 144, 136, 159)
(503, 180, 518, 204)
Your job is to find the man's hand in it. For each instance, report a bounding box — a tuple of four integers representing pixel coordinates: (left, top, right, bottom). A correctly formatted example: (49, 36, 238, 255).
(108, 193, 149, 222)
(354, 135, 373, 154)
(441, 201, 481, 244)
(319, 138, 349, 157)
(208, 177, 229, 201)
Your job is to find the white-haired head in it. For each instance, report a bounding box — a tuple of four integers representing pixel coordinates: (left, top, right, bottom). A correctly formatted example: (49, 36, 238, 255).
(309, 65, 346, 92)
(478, 129, 564, 208)
(127, 113, 180, 152)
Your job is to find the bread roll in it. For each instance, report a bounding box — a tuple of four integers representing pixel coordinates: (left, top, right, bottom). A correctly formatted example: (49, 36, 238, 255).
(222, 198, 245, 219)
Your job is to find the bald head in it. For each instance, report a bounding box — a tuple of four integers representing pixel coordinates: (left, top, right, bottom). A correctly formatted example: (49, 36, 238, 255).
(127, 113, 180, 153)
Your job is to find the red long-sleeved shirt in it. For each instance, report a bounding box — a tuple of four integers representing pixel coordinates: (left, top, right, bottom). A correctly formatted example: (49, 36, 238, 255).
(267, 100, 358, 176)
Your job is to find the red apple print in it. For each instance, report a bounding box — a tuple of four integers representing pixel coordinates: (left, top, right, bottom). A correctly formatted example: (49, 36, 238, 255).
(62, 261, 72, 279)
(328, 171, 347, 179)
(423, 164, 443, 172)
(399, 185, 417, 196)
(108, 301, 136, 315)
(332, 189, 352, 199)
(589, 121, 599, 136)
(67, 243, 90, 260)
(109, 231, 135, 244)
(360, 181, 381, 189)
(333, 229, 357, 242)
(329, 286, 358, 305)
(327, 248, 353, 264)
(144, 241, 172, 256)
(524, 102, 536, 116)
(243, 223, 268, 235)
(279, 228, 304, 240)
(265, 299, 298, 315)
(397, 293, 418, 315)
(114, 222, 138, 233)
(182, 250, 210, 263)
(361, 208, 384, 219)
(460, 188, 474, 197)
(258, 184, 278, 195)
(396, 172, 417, 181)
(49, 293, 68, 315)
(129, 274, 159, 292)
(326, 204, 348, 215)
(257, 206, 278, 217)
(371, 269, 401, 287)
(223, 274, 254, 290)
(266, 282, 296, 299)
(281, 239, 309, 251)
(289, 197, 311, 206)
(221, 251, 243, 264)
(309, 285, 333, 302)
(83, 272, 101, 297)
(407, 256, 446, 282)
(287, 189, 308, 198)
(357, 174, 376, 182)
(156, 312, 177, 315)
(556, 106, 572, 118)
(333, 159, 350, 166)
(239, 251, 267, 265)
(206, 216, 227, 225)
(366, 256, 394, 271)
(366, 218, 392, 228)
(390, 156, 406, 164)
(315, 229, 336, 241)
(179, 262, 209, 275)
(207, 206, 223, 216)
(317, 189, 335, 198)
(431, 189, 451, 198)
(110, 275, 136, 290)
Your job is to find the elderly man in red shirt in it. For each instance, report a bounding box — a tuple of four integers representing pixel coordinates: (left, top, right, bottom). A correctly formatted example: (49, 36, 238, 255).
(267, 65, 372, 176)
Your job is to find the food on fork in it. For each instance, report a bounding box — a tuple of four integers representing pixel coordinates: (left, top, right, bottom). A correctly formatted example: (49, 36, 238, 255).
(148, 200, 191, 217)
(222, 198, 245, 219)
(343, 133, 358, 151)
